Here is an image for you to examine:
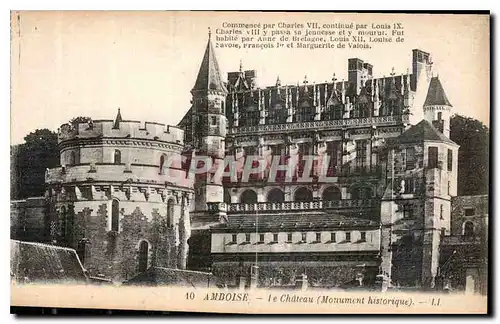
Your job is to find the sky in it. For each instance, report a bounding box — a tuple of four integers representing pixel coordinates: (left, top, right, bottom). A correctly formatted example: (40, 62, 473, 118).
(10, 11, 490, 144)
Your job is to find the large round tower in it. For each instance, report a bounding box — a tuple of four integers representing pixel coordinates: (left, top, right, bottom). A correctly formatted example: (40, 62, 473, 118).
(45, 110, 194, 282)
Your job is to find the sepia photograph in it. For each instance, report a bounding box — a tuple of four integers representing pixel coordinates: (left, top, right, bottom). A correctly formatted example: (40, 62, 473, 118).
(9, 11, 490, 315)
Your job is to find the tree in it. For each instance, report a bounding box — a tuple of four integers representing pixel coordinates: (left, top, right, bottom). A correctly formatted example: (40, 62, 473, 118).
(450, 114, 489, 196)
(69, 116, 92, 127)
(11, 129, 59, 199)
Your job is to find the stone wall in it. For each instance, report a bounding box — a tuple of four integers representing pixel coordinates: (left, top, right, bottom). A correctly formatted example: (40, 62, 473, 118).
(64, 200, 188, 282)
(10, 197, 47, 243)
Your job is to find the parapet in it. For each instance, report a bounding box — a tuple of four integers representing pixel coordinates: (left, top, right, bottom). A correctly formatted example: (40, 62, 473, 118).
(58, 119, 185, 145)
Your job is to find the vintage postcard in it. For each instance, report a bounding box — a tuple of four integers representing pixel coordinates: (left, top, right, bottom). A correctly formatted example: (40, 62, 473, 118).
(10, 11, 490, 314)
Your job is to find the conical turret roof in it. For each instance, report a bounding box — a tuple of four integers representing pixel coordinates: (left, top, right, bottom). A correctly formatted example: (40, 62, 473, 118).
(113, 108, 122, 129)
(424, 76, 452, 106)
(192, 32, 227, 93)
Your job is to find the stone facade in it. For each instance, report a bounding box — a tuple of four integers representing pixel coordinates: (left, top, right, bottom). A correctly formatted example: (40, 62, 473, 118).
(12, 112, 194, 283)
(178, 34, 468, 290)
(439, 195, 488, 294)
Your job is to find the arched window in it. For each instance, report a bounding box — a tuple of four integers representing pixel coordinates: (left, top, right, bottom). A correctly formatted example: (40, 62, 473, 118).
(294, 187, 313, 202)
(138, 240, 149, 273)
(240, 190, 258, 204)
(464, 221, 475, 238)
(111, 199, 120, 232)
(167, 199, 175, 228)
(351, 186, 373, 199)
(267, 188, 285, 203)
(322, 186, 341, 201)
(159, 154, 166, 174)
(114, 150, 122, 164)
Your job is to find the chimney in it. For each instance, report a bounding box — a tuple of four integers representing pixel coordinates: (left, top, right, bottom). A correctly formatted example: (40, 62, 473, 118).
(348, 58, 364, 93)
(412, 49, 432, 91)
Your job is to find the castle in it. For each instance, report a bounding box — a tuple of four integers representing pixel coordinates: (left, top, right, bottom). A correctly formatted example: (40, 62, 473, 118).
(178, 33, 461, 289)
(10, 32, 487, 292)
(12, 114, 194, 282)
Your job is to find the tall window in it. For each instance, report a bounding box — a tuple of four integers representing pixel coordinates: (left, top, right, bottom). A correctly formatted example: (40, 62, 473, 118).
(464, 221, 475, 238)
(138, 241, 149, 273)
(224, 189, 232, 204)
(297, 143, 310, 156)
(428, 147, 438, 169)
(404, 178, 415, 193)
(330, 232, 336, 243)
(357, 103, 370, 118)
(268, 102, 287, 124)
(240, 98, 260, 127)
(159, 154, 166, 174)
(447, 149, 453, 171)
(405, 147, 416, 170)
(437, 112, 442, 120)
(345, 232, 351, 243)
(355, 140, 368, 171)
(287, 233, 293, 242)
(259, 234, 265, 243)
(111, 199, 120, 232)
(402, 205, 413, 219)
(231, 234, 237, 243)
(114, 150, 122, 164)
(440, 204, 444, 220)
(273, 233, 279, 242)
(360, 231, 367, 242)
(324, 103, 343, 120)
(167, 199, 175, 228)
(301, 232, 307, 242)
(245, 233, 251, 243)
(69, 151, 76, 165)
(315, 232, 322, 242)
(326, 142, 340, 175)
(295, 98, 314, 122)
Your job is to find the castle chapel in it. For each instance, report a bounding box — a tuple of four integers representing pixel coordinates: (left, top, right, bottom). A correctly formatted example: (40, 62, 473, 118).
(178, 33, 459, 289)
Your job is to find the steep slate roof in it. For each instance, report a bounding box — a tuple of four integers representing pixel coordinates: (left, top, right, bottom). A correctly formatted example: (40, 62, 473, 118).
(10, 240, 88, 284)
(123, 267, 217, 288)
(192, 35, 227, 93)
(424, 77, 452, 106)
(392, 119, 457, 145)
(177, 106, 192, 128)
(213, 212, 379, 231)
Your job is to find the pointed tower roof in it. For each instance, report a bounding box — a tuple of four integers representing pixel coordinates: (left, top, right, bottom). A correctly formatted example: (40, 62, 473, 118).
(424, 76, 452, 106)
(113, 108, 122, 129)
(391, 120, 457, 145)
(192, 30, 227, 93)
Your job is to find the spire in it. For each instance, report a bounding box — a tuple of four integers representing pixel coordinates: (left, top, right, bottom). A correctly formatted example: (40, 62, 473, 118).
(192, 30, 227, 93)
(239, 59, 243, 73)
(424, 76, 452, 107)
(113, 108, 122, 129)
(276, 75, 281, 87)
